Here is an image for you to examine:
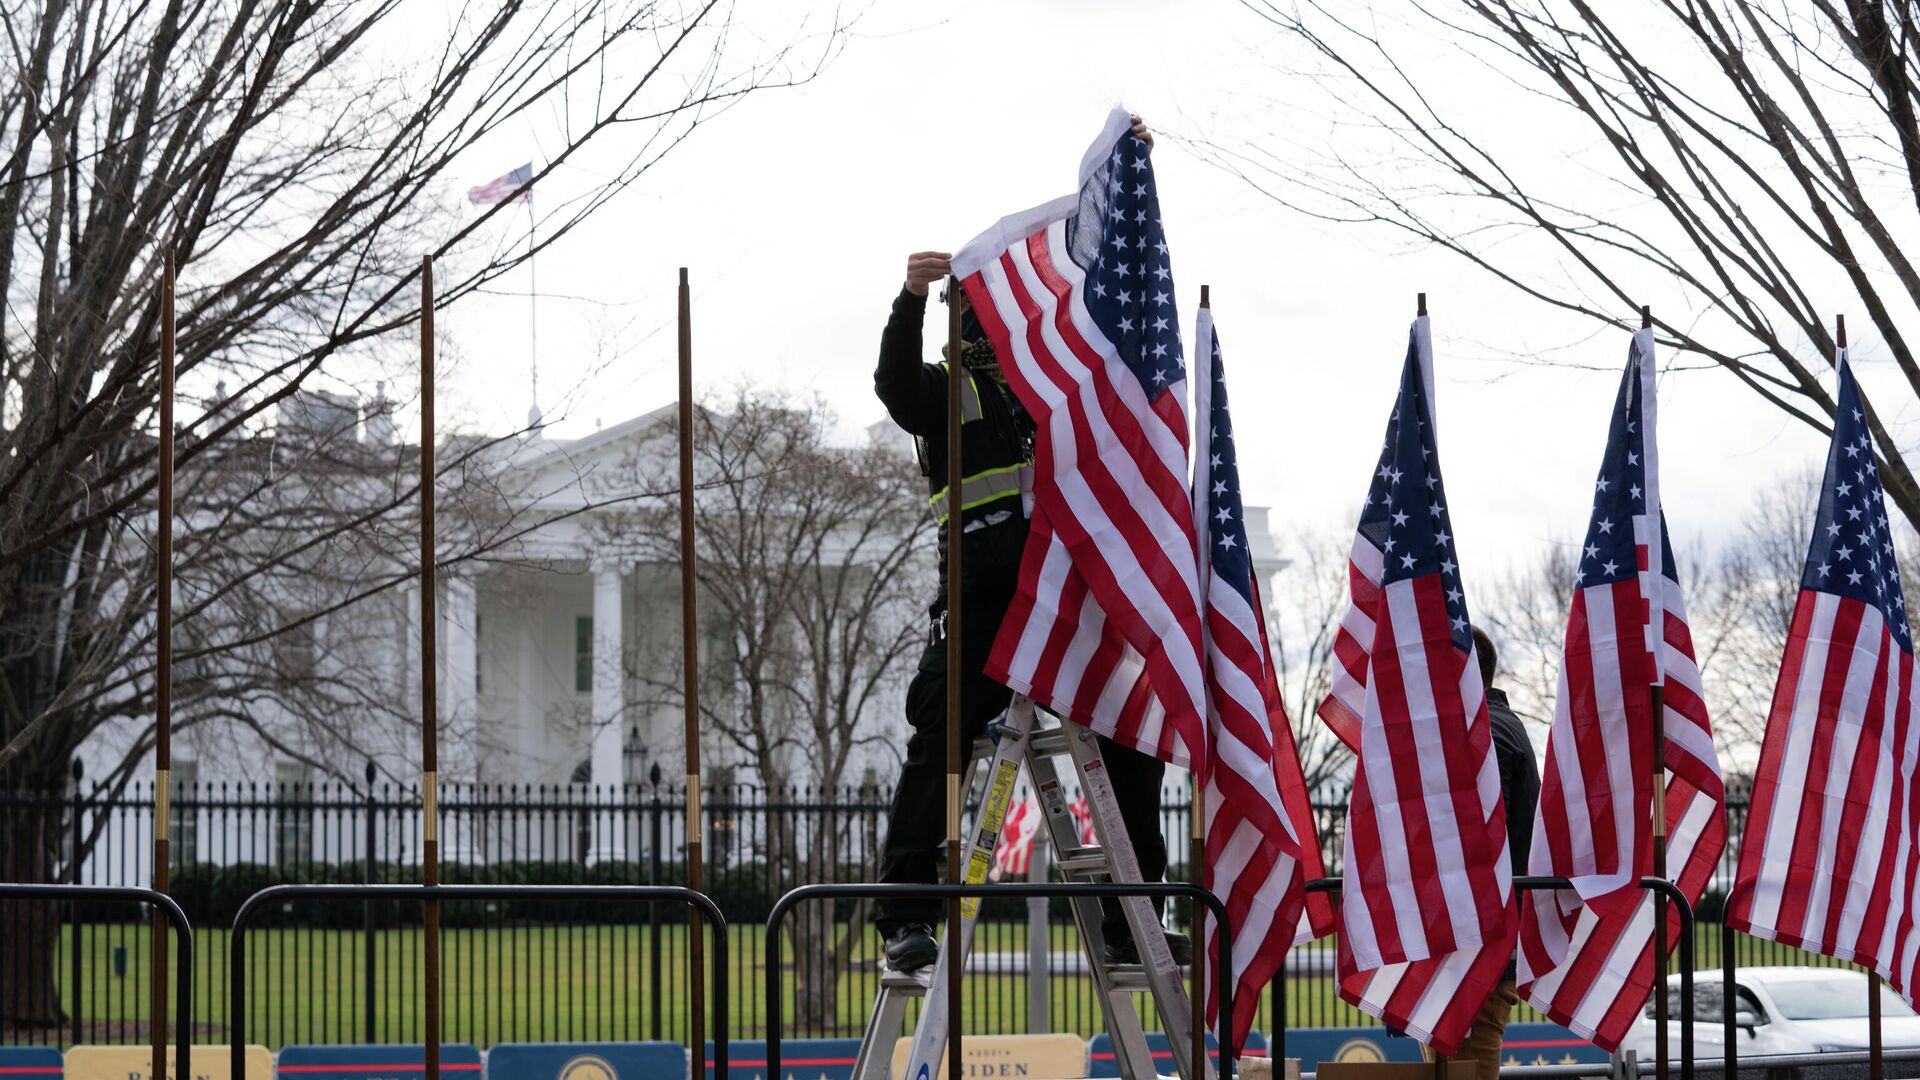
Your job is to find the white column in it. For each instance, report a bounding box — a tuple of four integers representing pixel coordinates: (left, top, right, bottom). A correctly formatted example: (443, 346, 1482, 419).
(517, 616, 545, 767)
(589, 560, 627, 863)
(444, 576, 479, 776)
(443, 574, 479, 861)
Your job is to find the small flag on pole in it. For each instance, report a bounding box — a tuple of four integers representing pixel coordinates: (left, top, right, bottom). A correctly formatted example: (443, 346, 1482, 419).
(1191, 305, 1334, 1049)
(1322, 315, 1516, 1055)
(1727, 343, 1918, 1000)
(991, 791, 1041, 878)
(1517, 328, 1725, 1049)
(468, 164, 533, 206)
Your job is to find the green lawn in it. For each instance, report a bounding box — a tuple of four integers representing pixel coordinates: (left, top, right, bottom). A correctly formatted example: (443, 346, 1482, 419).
(23, 920, 1859, 1050)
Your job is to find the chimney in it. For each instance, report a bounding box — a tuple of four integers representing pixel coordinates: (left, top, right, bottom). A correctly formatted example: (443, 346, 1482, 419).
(364, 381, 397, 447)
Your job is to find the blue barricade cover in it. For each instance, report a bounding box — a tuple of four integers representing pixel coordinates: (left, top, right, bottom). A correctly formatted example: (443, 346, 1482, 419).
(278, 1045, 483, 1080)
(1273, 1024, 1605, 1072)
(0, 1047, 63, 1079)
(1275, 1027, 1426, 1073)
(489, 1043, 685, 1080)
(703, 1039, 861, 1080)
(1087, 1030, 1268, 1076)
(1499, 1023, 1608, 1068)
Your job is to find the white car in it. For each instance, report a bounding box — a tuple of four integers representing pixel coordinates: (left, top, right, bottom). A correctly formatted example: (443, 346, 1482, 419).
(1620, 966, 1920, 1059)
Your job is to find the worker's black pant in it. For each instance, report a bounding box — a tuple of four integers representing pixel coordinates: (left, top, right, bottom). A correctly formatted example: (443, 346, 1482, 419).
(875, 660, 1169, 942)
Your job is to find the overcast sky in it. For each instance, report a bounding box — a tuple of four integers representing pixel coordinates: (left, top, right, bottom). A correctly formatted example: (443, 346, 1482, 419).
(425, 0, 1837, 579)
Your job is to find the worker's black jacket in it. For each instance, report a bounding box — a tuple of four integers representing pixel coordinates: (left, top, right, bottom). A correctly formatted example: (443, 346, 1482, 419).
(875, 286, 1034, 675)
(1488, 685, 1541, 981)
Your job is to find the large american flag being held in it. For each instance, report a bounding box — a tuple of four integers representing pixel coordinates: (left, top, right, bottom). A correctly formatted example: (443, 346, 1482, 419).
(1727, 346, 1920, 1000)
(1518, 329, 1725, 1049)
(1322, 318, 1516, 1054)
(1192, 308, 1335, 1051)
(957, 108, 1207, 768)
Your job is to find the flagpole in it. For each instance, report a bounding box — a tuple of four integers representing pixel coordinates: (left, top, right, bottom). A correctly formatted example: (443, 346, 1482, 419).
(678, 267, 707, 1064)
(945, 275, 966, 1080)
(1835, 312, 1885, 1080)
(420, 255, 442, 1080)
(528, 201, 538, 424)
(1643, 304, 1671, 1080)
(1420, 290, 1444, 1080)
(151, 249, 175, 1080)
(1194, 285, 1213, 1080)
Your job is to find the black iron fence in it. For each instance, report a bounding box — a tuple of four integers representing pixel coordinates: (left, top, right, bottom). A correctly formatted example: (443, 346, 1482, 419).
(0, 771, 1858, 1049)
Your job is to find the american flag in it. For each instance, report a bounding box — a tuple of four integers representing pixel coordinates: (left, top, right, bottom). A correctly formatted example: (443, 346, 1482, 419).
(991, 791, 1041, 878)
(1516, 329, 1726, 1048)
(1068, 792, 1098, 846)
(958, 108, 1207, 769)
(1322, 317, 1516, 1055)
(467, 163, 532, 206)
(1726, 347, 1918, 999)
(1191, 308, 1334, 1050)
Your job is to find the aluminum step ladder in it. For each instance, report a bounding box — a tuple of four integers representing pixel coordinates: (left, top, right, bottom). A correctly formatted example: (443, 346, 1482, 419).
(851, 695, 1213, 1080)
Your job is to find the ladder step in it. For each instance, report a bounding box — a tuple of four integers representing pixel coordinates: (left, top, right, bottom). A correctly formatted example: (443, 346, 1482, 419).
(1028, 727, 1072, 756)
(879, 966, 933, 994)
(1056, 847, 1112, 876)
(1108, 964, 1151, 993)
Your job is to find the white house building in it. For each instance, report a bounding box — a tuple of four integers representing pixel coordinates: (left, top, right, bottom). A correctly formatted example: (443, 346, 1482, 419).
(74, 387, 1287, 874)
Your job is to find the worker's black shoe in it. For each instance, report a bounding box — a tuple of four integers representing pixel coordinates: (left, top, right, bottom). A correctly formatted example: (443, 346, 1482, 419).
(884, 923, 938, 973)
(1103, 927, 1194, 967)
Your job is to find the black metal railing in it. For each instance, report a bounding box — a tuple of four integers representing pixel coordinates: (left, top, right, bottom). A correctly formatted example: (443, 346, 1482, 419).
(228, 884, 726, 1079)
(0, 884, 193, 1069)
(765, 882, 1235, 1080)
(3, 772, 1876, 1049)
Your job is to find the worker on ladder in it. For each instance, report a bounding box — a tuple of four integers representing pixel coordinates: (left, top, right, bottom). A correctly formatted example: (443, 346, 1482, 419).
(871, 114, 1189, 976)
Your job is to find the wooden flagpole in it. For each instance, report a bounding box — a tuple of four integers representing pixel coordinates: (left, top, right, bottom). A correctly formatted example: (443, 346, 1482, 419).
(1644, 304, 1670, 1080)
(1194, 284, 1211, 1080)
(1836, 312, 1885, 1080)
(678, 267, 707, 1062)
(946, 276, 965, 1079)
(420, 256, 441, 1080)
(1421, 291, 1443, 1080)
(151, 250, 175, 1080)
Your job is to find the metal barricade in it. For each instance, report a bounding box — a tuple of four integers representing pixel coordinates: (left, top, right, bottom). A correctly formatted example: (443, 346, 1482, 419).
(764, 881, 1236, 1080)
(228, 884, 728, 1080)
(0, 883, 195, 1076)
(1272, 876, 1697, 1080)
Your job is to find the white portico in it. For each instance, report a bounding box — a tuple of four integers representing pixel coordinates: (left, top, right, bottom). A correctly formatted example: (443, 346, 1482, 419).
(97, 394, 1291, 874)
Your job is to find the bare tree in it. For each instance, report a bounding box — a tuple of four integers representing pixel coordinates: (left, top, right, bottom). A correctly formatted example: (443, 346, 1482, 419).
(0, 0, 845, 1030)
(1480, 541, 1581, 729)
(1219, 0, 1920, 528)
(611, 385, 931, 1032)
(1267, 522, 1363, 794)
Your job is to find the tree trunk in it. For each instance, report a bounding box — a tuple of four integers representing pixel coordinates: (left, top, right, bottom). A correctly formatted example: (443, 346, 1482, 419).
(0, 787, 67, 1032)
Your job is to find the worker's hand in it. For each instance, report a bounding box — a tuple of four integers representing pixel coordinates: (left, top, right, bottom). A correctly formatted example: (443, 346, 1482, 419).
(904, 251, 953, 297)
(1130, 113, 1154, 152)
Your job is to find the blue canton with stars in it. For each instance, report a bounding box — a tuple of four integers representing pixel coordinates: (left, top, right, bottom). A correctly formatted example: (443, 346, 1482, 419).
(1066, 132, 1183, 395)
(1804, 359, 1911, 651)
(1358, 330, 1473, 650)
(1574, 340, 1681, 596)
(1202, 324, 1257, 606)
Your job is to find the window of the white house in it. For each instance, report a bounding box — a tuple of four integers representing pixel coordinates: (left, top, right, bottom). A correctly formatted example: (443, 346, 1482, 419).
(274, 762, 314, 866)
(170, 759, 198, 864)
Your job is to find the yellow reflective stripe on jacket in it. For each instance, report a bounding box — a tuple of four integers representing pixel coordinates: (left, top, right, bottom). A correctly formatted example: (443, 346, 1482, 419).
(930, 463, 1025, 524)
(937, 362, 984, 423)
